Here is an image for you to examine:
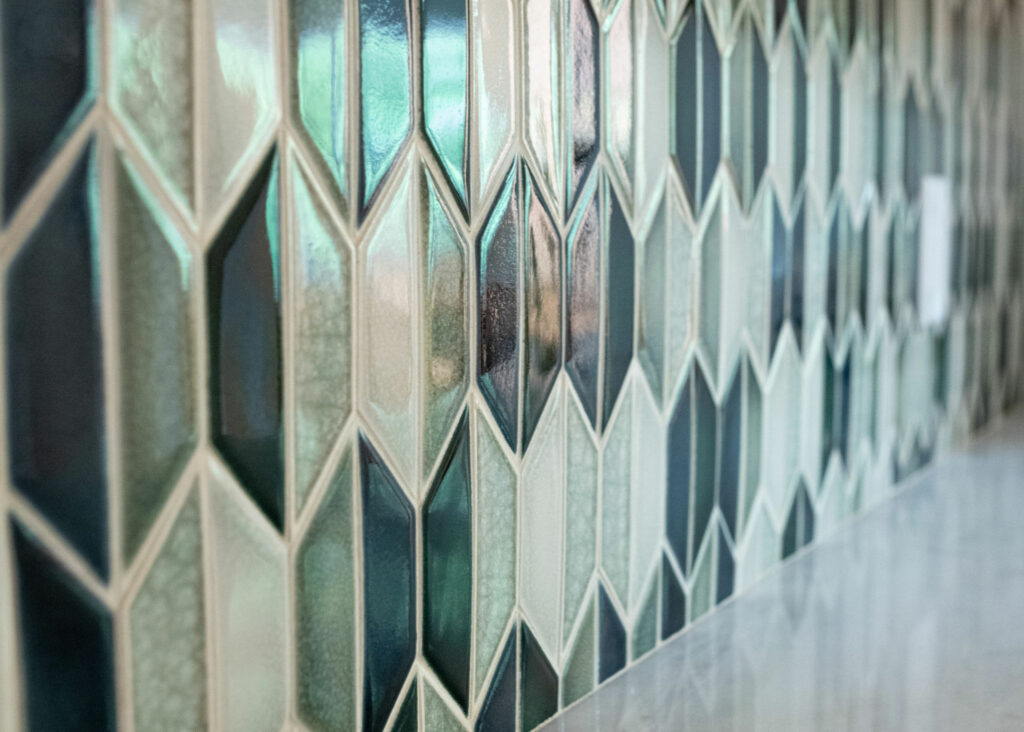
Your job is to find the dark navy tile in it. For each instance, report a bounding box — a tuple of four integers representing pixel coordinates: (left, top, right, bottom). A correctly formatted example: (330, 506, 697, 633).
(5, 141, 108, 578)
(207, 152, 284, 530)
(769, 195, 788, 357)
(360, 435, 416, 732)
(475, 627, 516, 732)
(423, 413, 472, 711)
(597, 584, 626, 683)
(11, 518, 115, 731)
(1, 0, 93, 219)
(521, 622, 558, 731)
(661, 554, 687, 640)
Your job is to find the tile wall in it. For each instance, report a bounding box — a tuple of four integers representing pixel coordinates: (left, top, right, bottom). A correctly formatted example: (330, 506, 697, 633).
(0, 0, 1022, 729)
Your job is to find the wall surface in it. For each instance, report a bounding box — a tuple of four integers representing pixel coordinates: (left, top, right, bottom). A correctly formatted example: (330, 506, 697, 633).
(0, 0, 1021, 730)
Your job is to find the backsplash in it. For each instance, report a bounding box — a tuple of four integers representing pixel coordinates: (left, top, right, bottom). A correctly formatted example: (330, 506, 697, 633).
(0, 0, 1022, 729)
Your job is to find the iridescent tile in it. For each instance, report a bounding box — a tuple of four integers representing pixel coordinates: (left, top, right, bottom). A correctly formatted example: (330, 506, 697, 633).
(472, 408, 517, 700)
(295, 447, 356, 732)
(207, 152, 283, 531)
(291, 0, 348, 204)
(562, 596, 595, 707)
(1, 0, 94, 219)
(207, 468, 287, 732)
(672, 0, 721, 215)
(359, 435, 416, 732)
(477, 166, 520, 449)
(290, 158, 352, 515)
(475, 627, 515, 732)
(422, 0, 469, 206)
(116, 156, 197, 564)
(422, 169, 470, 479)
(597, 584, 626, 682)
(563, 394, 597, 647)
(112, 0, 193, 209)
(11, 519, 115, 731)
(661, 554, 686, 639)
(361, 163, 415, 482)
(566, 0, 600, 214)
(200, 0, 277, 213)
(520, 386, 564, 661)
(130, 488, 206, 731)
(607, 0, 670, 220)
(566, 177, 601, 424)
(469, 0, 515, 211)
(522, 167, 562, 449)
(424, 414, 472, 710)
(358, 0, 412, 216)
(521, 622, 558, 731)
(5, 142, 107, 578)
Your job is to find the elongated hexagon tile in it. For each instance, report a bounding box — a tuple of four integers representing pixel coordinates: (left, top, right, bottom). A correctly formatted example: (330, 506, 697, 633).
(563, 391, 598, 648)
(566, 0, 601, 217)
(471, 406, 517, 703)
(358, 435, 416, 732)
(806, 36, 842, 208)
(115, 155, 198, 565)
(519, 383, 564, 661)
(129, 487, 206, 731)
(762, 333, 801, 521)
(476, 625, 516, 731)
(770, 14, 808, 216)
(357, 0, 413, 218)
(424, 413, 472, 710)
(289, 155, 352, 515)
(566, 172, 635, 430)
(562, 591, 595, 707)
(5, 140, 108, 578)
(1, 0, 94, 220)
(723, 10, 769, 210)
(111, 0, 193, 211)
(207, 464, 287, 732)
(607, 0, 670, 222)
(360, 159, 469, 489)
(521, 621, 559, 731)
(290, 0, 348, 211)
(672, 0, 722, 217)
(200, 0, 277, 217)
(207, 151, 284, 531)
(841, 41, 874, 211)
(295, 446, 356, 732)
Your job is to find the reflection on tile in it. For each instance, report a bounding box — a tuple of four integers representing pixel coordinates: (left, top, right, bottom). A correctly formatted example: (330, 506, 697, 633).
(521, 622, 558, 731)
(475, 627, 515, 732)
(522, 167, 562, 448)
(291, 0, 347, 203)
(566, 178, 601, 424)
(562, 596, 595, 707)
(361, 163, 415, 482)
(359, 0, 412, 215)
(520, 387, 564, 661)
(477, 165, 520, 449)
(112, 0, 193, 209)
(201, 0, 276, 213)
(422, 0, 468, 206)
(597, 584, 626, 682)
(295, 447, 356, 732)
(1, 0, 93, 219)
(424, 414, 472, 710)
(130, 488, 206, 731)
(523, 0, 562, 210)
(473, 409, 517, 699)
(359, 435, 416, 732)
(11, 519, 115, 731)
(116, 156, 197, 564)
(290, 159, 352, 514)
(208, 468, 287, 732)
(207, 152, 283, 530)
(422, 170, 469, 478)
(563, 395, 597, 646)
(567, 0, 599, 214)
(5, 142, 107, 578)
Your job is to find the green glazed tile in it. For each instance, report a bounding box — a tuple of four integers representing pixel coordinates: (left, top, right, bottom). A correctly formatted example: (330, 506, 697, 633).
(561, 597, 595, 707)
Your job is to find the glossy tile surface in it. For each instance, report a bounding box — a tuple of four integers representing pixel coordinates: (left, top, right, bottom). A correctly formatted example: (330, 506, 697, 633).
(541, 414, 1024, 732)
(5, 143, 108, 578)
